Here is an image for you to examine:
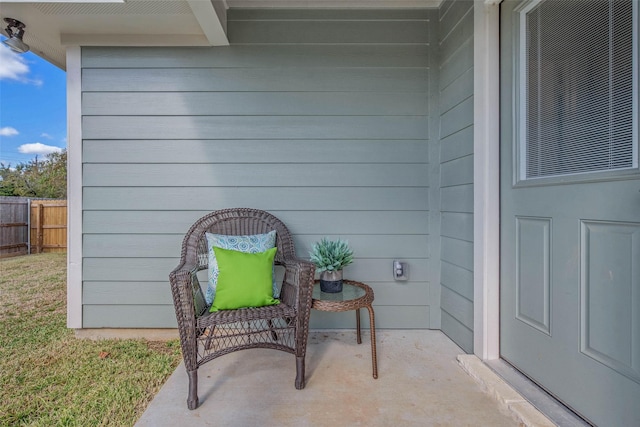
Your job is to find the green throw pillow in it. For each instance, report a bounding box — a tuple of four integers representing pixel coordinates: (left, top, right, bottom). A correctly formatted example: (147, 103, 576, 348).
(209, 246, 279, 312)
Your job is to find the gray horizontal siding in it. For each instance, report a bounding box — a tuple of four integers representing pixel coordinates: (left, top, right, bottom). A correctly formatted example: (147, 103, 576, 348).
(437, 0, 474, 353)
(81, 8, 436, 330)
(82, 68, 429, 92)
(82, 116, 429, 140)
(440, 126, 473, 163)
(440, 310, 473, 353)
(81, 45, 430, 68)
(83, 140, 429, 164)
(83, 234, 429, 259)
(83, 92, 428, 116)
(83, 164, 428, 187)
(228, 20, 430, 44)
(227, 9, 433, 20)
(82, 281, 429, 306)
(440, 185, 472, 213)
(83, 187, 430, 211)
(83, 304, 430, 329)
(83, 257, 431, 283)
(83, 211, 429, 235)
(440, 260, 473, 301)
(441, 212, 473, 242)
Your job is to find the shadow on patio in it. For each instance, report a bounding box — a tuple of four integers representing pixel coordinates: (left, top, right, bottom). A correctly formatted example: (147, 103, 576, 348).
(136, 330, 549, 426)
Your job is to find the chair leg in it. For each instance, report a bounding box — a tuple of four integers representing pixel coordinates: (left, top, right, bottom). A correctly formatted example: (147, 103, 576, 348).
(187, 369, 199, 410)
(295, 356, 306, 389)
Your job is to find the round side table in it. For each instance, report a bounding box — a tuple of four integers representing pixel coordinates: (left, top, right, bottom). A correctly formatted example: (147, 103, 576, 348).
(311, 279, 378, 379)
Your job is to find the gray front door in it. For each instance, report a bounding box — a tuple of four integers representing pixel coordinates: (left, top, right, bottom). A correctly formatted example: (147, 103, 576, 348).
(500, 1, 640, 425)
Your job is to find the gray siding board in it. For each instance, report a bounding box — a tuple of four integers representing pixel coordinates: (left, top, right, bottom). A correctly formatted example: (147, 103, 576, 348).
(83, 258, 178, 282)
(441, 155, 474, 188)
(338, 260, 431, 283)
(83, 305, 177, 328)
(441, 311, 473, 353)
(440, 260, 473, 301)
(440, 184, 473, 213)
(440, 96, 473, 138)
(83, 140, 429, 164)
(441, 212, 473, 242)
(84, 210, 429, 235)
(439, 1, 472, 38)
(441, 237, 473, 274)
(84, 234, 429, 259)
(440, 286, 473, 329)
(439, 39, 474, 90)
(229, 20, 429, 44)
(440, 126, 474, 163)
(83, 234, 183, 258)
(83, 163, 429, 187)
(294, 235, 429, 259)
(83, 116, 429, 140)
(82, 45, 430, 68)
(228, 8, 433, 20)
(439, 6, 473, 62)
(83, 92, 429, 116)
(438, 0, 456, 19)
(83, 257, 431, 284)
(439, 68, 473, 115)
(83, 187, 430, 211)
(83, 281, 173, 305)
(82, 68, 429, 93)
(82, 281, 429, 307)
(368, 283, 430, 306)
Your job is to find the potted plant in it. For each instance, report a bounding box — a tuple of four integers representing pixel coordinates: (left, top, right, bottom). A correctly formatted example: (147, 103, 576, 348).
(309, 238, 354, 293)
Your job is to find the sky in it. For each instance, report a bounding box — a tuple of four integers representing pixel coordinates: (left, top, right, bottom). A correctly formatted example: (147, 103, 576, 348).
(0, 37, 67, 166)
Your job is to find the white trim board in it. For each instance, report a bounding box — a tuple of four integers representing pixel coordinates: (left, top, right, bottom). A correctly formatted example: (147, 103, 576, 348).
(473, 0, 501, 360)
(66, 46, 83, 329)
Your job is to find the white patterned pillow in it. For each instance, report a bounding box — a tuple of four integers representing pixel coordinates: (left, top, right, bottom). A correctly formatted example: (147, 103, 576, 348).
(204, 230, 278, 305)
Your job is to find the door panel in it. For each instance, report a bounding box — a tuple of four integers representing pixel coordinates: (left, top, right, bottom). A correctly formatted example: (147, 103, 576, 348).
(500, 1, 640, 426)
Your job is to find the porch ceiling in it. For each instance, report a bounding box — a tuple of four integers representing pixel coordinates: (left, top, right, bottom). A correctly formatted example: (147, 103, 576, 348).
(0, 0, 441, 69)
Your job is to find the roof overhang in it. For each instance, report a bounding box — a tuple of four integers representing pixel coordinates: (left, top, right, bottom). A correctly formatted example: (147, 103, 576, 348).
(0, 0, 443, 69)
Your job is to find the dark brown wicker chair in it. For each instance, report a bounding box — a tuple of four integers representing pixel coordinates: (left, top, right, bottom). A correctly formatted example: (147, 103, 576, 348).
(169, 208, 316, 409)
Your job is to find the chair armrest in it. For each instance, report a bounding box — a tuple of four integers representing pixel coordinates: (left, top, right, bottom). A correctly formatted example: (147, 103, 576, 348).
(169, 261, 206, 322)
(280, 258, 316, 311)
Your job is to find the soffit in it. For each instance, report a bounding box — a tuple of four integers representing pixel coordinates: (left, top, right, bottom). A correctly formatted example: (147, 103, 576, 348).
(0, 0, 441, 69)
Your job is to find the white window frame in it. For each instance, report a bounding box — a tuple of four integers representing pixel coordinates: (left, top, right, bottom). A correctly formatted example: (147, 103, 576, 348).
(514, 0, 640, 186)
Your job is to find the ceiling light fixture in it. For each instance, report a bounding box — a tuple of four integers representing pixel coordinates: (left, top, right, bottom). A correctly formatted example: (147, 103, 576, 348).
(2, 18, 30, 54)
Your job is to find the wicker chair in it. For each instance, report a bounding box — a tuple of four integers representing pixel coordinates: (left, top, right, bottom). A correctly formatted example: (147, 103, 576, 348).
(169, 208, 316, 409)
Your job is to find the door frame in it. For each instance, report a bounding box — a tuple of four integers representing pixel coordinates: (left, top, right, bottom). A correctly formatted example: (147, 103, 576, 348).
(473, 0, 502, 360)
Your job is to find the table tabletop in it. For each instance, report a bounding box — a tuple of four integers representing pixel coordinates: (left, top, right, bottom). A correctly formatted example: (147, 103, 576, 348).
(312, 279, 374, 312)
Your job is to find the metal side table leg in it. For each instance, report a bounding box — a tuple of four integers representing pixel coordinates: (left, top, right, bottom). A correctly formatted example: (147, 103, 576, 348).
(366, 304, 378, 379)
(356, 307, 362, 344)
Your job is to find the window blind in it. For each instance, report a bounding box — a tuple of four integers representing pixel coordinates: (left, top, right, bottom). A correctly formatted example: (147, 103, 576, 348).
(524, 0, 634, 179)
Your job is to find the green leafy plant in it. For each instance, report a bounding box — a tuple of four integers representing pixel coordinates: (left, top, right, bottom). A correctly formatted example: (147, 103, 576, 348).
(309, 238, 354, 272)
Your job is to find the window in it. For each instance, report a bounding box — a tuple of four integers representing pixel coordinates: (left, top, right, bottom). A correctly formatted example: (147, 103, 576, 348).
(519, 0, 637, 180)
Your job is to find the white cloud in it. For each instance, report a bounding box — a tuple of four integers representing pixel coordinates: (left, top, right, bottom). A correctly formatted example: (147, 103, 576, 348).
(0, 43, 30, 81)
(0, 127, 19, 136)
(18, 142, 63, 155)
(40, 133, 53, 139)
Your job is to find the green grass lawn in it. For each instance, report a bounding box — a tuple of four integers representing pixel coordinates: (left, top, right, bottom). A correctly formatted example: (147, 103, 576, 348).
(0, 253, 182, 426)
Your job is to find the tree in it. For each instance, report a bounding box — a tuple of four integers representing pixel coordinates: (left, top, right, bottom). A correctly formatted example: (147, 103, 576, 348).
(0, 150, 67, 198)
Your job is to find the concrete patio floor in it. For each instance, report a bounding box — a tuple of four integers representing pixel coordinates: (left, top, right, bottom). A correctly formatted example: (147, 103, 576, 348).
(136, 330, 553, 426)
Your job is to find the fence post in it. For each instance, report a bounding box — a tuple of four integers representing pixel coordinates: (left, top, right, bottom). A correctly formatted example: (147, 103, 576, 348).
(37, 203, 44, 254)
(27, 198, 31, 254)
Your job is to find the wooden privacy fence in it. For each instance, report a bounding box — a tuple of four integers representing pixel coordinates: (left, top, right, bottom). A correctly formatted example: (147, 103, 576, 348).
(0, 197, 67, 258)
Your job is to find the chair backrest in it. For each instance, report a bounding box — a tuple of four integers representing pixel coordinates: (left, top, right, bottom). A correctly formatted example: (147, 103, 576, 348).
(180, 208, 297, 271)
